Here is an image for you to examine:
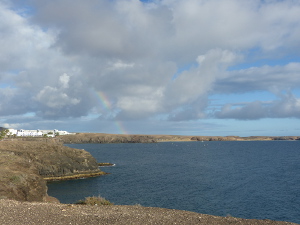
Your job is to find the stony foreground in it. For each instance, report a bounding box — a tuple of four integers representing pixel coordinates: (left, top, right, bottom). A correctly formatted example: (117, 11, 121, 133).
(0, 200, 298, 225)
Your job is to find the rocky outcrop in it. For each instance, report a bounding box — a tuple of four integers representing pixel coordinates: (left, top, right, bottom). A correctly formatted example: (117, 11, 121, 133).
(0, 151, 47, 202)
(0, 140, 105, 201)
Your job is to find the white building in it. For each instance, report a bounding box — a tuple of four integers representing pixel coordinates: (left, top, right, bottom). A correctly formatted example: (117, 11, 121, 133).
(7, 129, 72, 137)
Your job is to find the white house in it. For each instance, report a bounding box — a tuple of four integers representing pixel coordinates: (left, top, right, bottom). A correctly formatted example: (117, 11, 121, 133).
(7, 129, 72, 137)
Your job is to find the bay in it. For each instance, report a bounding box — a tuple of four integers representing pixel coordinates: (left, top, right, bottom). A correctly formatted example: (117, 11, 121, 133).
(47, 141, 300, 223)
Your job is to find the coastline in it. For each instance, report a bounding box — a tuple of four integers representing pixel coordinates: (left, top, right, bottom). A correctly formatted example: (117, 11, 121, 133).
(55, 133, 300, 144)
(1, 136, 299, 224)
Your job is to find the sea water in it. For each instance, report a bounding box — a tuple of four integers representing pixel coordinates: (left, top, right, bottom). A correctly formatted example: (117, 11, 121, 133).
(47, 141, 300, 223)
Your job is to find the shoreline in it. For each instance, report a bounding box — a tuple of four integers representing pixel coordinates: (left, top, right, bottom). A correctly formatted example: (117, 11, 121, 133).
(55, 133, 300, 144)
(44, 171, 108, 182)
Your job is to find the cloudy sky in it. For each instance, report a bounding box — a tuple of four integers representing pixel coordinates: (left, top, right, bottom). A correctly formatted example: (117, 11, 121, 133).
(1, 0, 300, 136)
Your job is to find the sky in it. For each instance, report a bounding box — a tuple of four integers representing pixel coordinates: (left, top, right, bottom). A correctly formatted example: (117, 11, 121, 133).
(0, 0, 300, 136)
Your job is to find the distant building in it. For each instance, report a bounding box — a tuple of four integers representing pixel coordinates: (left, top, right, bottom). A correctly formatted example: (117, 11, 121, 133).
(7, 129, 73, 137)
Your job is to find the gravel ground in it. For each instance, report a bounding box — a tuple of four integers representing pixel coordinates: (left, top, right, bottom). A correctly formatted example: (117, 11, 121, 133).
(0, 200, 298, 225)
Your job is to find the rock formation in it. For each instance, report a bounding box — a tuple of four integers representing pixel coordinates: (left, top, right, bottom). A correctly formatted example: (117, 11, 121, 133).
(0, 140, 105, 202)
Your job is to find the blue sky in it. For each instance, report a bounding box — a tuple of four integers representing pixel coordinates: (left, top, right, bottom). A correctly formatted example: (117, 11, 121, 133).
(0, 0, 300, 136)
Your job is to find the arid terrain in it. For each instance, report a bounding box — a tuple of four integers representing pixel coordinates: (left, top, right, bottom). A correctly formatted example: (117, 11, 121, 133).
(0, 199, 298, 225)
(0, 139, 105, 201)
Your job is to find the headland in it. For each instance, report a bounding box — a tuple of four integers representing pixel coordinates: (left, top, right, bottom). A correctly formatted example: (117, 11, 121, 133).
(56, 132, 300, 143)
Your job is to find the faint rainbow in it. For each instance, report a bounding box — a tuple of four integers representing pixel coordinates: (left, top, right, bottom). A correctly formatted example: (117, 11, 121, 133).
(97, 91, 112, 110)
(113, 120, 128, 135)
(91, 89, 128, 134)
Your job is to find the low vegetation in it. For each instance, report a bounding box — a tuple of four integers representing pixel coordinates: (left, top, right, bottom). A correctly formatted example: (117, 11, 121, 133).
(76, 196, 113, 206)
(0, 129, 9, 139)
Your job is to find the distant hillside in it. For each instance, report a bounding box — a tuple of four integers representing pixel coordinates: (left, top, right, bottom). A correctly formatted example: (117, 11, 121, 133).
(56, 133, 300, 144)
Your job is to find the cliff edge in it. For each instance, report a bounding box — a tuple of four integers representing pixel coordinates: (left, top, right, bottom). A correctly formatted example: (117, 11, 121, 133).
(0, 140, 105, 202)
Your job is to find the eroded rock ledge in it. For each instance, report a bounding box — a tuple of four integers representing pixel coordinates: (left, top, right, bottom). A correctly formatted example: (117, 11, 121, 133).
(0, 140, 105, 202)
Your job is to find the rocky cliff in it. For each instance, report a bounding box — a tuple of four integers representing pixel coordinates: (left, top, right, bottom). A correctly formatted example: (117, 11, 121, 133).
(0, 140, 105, 202)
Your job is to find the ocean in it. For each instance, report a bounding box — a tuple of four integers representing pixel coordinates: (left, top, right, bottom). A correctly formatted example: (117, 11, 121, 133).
(47, 141, 300, 224)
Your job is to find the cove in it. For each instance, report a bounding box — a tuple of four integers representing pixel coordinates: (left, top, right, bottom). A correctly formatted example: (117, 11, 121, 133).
(47, 141, 300, 224)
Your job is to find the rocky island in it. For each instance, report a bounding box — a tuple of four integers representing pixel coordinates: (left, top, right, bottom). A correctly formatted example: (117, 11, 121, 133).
(0, 135, 299, 225)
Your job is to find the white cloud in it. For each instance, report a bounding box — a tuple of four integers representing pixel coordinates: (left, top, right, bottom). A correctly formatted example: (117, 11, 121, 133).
(1, 0, 300, 132)
(0, 1, 58, 72)
(215, 92, 300, 120)
(216, 62, 300, 93)
(215, 101, 268, 120)
(59, 73, 70, 89)
(164, 49, 240, 107)
(35, 86, 80, 109)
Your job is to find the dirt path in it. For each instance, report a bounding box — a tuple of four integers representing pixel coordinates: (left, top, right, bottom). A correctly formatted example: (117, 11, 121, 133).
(0, 200, 298, 225)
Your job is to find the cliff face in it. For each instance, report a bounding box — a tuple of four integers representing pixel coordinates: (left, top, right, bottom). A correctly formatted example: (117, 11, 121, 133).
(0, 140, 105, 202)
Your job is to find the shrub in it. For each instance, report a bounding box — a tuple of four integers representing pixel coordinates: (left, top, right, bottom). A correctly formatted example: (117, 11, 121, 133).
(76, 196, 113, 206)
(9, 175, 21, 183)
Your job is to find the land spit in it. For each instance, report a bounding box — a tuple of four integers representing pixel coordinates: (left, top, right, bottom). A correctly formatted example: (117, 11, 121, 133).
(0, 136, 299, 224)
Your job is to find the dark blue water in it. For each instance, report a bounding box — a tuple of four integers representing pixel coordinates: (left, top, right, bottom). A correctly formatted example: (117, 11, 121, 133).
(47, 141, 300, 223)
